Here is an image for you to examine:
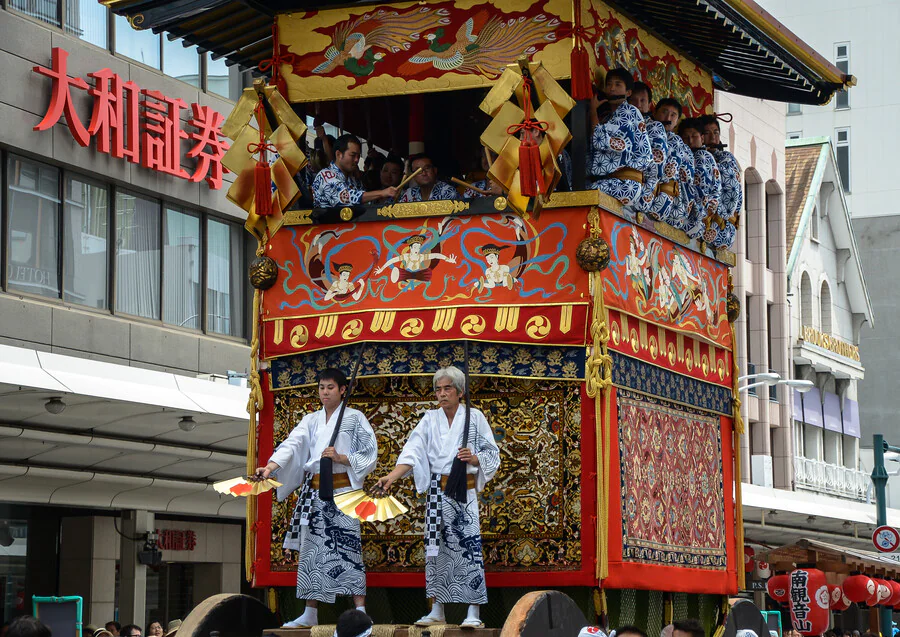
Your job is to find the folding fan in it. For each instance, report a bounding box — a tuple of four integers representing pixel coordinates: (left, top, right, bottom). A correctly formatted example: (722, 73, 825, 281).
(333, 489, 409, 522)
(213, 476, 282, 497)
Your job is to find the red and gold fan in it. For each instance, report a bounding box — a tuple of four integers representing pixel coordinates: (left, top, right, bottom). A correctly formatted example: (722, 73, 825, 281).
(213, 476, 282, 497)
(333, 489, 408, 522)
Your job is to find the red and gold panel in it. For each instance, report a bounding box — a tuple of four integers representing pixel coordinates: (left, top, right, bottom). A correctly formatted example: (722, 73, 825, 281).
(607, 310, 732, 388)
(599, 212, 732, 349)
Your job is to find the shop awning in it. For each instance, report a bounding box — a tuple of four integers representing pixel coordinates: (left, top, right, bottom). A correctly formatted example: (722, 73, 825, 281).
(757, 538, 900, 577)
(102, 0, 853, 106)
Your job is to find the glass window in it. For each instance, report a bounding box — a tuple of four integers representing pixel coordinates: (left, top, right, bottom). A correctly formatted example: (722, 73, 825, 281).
(64, 175, 109, 309)
(787, 103, 801, 115)
(206, 53, 230, 99)
(164, 208, 201, 329)
(6, 156, 60, 299)
(163, 38, 200, 88)
(9, 0, 59, 26)
(65, 1, 108, 49)
(787, 131, 802, 140)
(0, 517, 28, 624)
(115, 190, 160, 319)
(207, 219, 244, 337)
(834, 43, 850, 110)
(115, 14, 160, 69)
(835, 128, 850, 193)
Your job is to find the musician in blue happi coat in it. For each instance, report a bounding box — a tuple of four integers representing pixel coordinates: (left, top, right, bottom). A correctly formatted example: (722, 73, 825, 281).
(628, 82, 672, 222)
(679, 119, 722, 243)
(399, 154, 459, 202)
(701, 115, 742, 249)
(587, 68, 652, 206)
(653, 98, 693, 231)
(313, 134, 398, 207)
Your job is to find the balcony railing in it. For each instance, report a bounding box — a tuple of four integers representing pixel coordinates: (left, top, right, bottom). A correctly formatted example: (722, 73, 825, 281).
(794, 456, 869, 501)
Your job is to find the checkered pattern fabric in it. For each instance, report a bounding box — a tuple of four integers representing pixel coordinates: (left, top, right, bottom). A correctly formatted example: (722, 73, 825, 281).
(284, 474, 314, 552)
(425, 473, 442, 558)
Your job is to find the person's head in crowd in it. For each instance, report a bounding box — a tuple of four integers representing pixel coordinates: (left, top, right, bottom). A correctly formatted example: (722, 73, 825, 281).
(654, 98, 683, 133)
(678, 118, 704, 150)
(628, 81, 653, 115)
(119, 625, 141, 637)
(92, 630, 113, 637)
(700, 114, 722, 147)
(409, 153, 438, 188)
(105, 622, 120, 637)
(672, 619, 706, 637)
(335, 609, 373, 637)
(333, 134, 363, 176)
(83, 624, 98, 637)
(616, 626, 649, 637)
(146, 624, 162, 637)
(380, 155, 404, 188)
(604, 67, 635, 102)
(163, 620, 181, 637)
(313, 134, 336, 171)
(7, 617, 51, 637)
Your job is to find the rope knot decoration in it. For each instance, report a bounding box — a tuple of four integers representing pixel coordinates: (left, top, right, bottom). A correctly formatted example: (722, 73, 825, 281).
(258, 23, 296, 97)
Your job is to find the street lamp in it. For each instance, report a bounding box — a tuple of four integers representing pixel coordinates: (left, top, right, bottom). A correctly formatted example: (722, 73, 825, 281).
(736, 372, 815, 394)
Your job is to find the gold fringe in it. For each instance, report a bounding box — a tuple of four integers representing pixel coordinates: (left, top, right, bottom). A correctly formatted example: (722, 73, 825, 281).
(730, 323, 744, 435)
(408, 626, 458, 637)
(310, 626, 399, 637)
(729, 322, 745, 591)
(245, 241, 266, 582)
(584, 207, 612, 582)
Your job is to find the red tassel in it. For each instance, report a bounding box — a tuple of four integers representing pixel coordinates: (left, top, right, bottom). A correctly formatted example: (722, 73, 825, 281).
(255, 156, 273, 216)
(518, 138, 543, 197)
(571, 44, 592, 101)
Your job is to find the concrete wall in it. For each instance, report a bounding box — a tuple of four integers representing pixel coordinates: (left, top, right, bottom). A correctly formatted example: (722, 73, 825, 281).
(0, 8, 250, 376)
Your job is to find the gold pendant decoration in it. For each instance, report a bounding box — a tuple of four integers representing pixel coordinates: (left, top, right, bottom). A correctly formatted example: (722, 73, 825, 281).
(479, 58, 575, 215)
(221, 78, 308, 240)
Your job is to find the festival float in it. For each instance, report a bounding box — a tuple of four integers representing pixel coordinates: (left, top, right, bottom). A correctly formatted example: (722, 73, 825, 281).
(104, 0, 852, 633)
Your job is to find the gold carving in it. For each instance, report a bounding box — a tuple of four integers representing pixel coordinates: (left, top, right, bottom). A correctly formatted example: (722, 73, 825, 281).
(461, 315, 486, 336)
(377, 200, 470, 219)
(340, 207, 353, 221)
(399, 317, 425, 338)
(289, 324, 309, 349)
(342, 319, 363, 340)
(800, 325, 860, 362)
(283, 209, 313, 226)
(525, 315, 552, 340)
(494, 196, 509, 211)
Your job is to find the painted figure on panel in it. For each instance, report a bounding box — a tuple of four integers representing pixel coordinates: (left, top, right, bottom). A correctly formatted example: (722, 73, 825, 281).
(323, 263, 365, 302)
(375, 234, 458, 287)
(472, 244, 515, 290)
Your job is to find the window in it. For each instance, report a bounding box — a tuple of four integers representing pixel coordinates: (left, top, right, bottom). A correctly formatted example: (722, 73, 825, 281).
(9, 0, 59, 27)
(6, 156, 60, 299)
(64, 175, 108, 309)
(163, 39, 201, 88)
(794, 420, 805, 457)
(810, 205, 819, 242)
(800, 272, 813, 327)
(163, 208, 201, 329)
(115, 14, 161, 69)
(820, 280, 833, 334)
(206, 219, 244, 336)
(787, 131, 803, 140)
(787, 103, 802, 115)
(65, 0, 107, 48)
(835, 128, 850, 193)
(206, 53, 231, 99)
(745, 294, 753, 367)
(835, 43, 849, 110)
(115, 190, 161, 319)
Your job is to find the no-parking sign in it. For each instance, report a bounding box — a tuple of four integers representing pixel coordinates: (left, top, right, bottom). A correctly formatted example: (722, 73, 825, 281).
(873, 525, 900, 553)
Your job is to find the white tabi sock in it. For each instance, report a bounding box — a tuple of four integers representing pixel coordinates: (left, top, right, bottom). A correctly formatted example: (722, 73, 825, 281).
(430, 601, 445, 619)
(299, 606, 318, 624)
(356, 606, 366, 614)
(466, 605, 480, 621)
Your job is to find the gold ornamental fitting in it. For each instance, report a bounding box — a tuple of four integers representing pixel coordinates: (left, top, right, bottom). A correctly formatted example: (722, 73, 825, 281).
(494, 196, 508, 211)
(340, 207, 353, 221)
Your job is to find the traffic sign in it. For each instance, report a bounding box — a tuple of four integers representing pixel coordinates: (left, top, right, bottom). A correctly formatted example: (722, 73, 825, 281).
(873, 525, 900, 552)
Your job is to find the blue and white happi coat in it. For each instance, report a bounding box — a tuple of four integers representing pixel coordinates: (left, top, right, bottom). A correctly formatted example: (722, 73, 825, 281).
(686, 148, 722, 242)
(396, 406, 500, 605)
(399, 180, 459, 203)
(710, 149, 742, 249)
(668, 132, 696, 232)
(313, 162, 366, 208)
(587, 101, 652, 206)
(463, 178, 491, 199)
(631, 115, 672, 221)
(269, 407, 378, 603)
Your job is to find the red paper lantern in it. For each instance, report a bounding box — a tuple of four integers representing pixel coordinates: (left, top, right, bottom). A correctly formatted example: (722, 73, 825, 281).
(789, 568, 830, 637)
(875, 579, 893, 605)
(767, 573, 790, 603)
(842, 573, 876, 604)
(745, 546, 756, 573)
(888, 580, 900, 606)
(830, 584, 851, 611)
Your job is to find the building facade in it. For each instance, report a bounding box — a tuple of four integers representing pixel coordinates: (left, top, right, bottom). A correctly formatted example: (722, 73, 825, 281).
(0, 1, 255, 628)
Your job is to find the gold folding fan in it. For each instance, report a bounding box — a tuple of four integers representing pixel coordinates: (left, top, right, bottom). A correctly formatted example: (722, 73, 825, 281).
(333, 489, 409, 522)
(213, 476, 282, 497)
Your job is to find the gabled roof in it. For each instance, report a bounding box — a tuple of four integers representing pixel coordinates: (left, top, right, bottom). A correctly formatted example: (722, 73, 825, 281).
(102, 0, 853, 105)
(785, 137, 874, 325)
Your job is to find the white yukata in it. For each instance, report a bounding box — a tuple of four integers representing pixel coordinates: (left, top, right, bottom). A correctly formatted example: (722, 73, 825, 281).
(396, 406, 500, 605)
(270, 407, 378, 603)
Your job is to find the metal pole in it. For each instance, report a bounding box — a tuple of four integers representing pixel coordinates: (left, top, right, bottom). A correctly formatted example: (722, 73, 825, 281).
(872, 434, 891, 637)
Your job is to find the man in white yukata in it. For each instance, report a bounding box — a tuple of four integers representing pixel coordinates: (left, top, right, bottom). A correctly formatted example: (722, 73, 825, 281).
(254, 368, 378, 629)
(399, 153, 459, 202)
(374, 366, 500, 630)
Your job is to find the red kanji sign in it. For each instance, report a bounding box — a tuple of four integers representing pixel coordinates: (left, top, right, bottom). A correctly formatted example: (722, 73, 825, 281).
(33, 47, 229, 189)
(157, 528, 198, 551)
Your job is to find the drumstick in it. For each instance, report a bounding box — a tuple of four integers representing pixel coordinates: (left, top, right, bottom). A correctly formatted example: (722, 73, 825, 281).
(396, 167, 423, 191)
(451, 177, 492, 196)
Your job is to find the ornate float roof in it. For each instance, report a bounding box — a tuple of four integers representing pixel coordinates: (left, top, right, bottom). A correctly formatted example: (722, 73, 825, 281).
(102, 0, 853, 105)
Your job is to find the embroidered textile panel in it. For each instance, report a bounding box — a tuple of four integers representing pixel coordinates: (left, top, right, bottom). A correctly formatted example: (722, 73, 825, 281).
(616, 389, 727, 570)
(267, 376, 584, 574)
(611, 353, 732, 416)
(269, 342, 586, 389)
